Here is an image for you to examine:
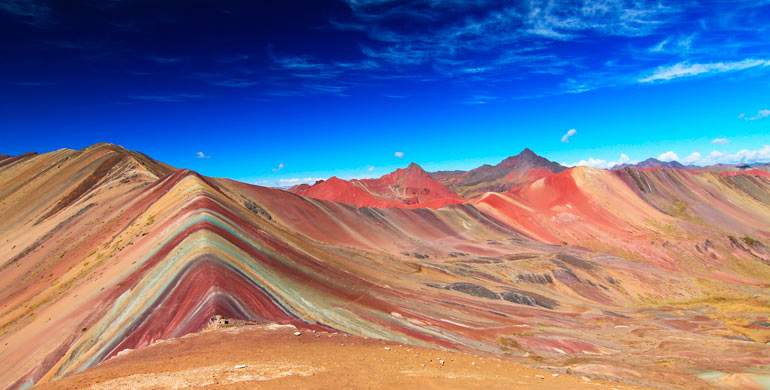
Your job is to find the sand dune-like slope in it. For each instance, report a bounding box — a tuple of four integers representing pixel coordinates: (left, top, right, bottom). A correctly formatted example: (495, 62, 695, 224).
(32, 324, 657, 390)
(1, 144, 769, 390)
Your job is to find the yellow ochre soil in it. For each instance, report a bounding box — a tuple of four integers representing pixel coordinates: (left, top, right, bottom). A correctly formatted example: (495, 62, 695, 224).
(33, 324, 657, 390)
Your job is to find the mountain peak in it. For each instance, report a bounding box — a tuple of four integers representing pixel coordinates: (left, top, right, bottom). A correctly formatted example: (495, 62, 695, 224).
(406, 162, 425, 171)
(429, 148, 565, 198)
(519, 148, 536, 157)
(496, 148, 565, 172)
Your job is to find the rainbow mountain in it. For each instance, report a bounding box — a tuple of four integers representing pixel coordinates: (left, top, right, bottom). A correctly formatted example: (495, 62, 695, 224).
(1, 143, 769, 389)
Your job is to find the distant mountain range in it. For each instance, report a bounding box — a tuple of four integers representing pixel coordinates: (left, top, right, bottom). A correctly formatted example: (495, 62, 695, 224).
(289, 149, 770, 207)
(289, 162, 463, 208)
(430, 148, 566, 198)
(613, 158, 696, 170)
(289, 148, 568, 207)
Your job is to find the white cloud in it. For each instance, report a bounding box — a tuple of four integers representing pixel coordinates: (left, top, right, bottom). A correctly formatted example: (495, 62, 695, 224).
(561, 128, 577, 143)
(649, 37, 670, 53)
(569, 157, 609, 168)
(278, 177, 324, 184)
(272, 163, 284, 172)
(567, 153, 630, 169)
(682, 152, 701, 163)
(368, 165, 375, 171)
(195, 152, 211, 159)
(742, 109, 770, 121)
(731, 146, 770, 163)
(711, 138, 729, 144)
(658, 151, 679, 161)
(394, 151, 404, 158)
(639, 59, 770, 83)
(463, 95, 497, 105)
(672, 146, 770, 165)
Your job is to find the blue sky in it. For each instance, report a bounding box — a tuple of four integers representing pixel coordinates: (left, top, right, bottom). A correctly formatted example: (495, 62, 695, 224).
(1, 0, 770, 186)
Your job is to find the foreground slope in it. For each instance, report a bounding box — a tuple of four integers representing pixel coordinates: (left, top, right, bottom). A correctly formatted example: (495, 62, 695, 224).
(0, 144, 768, 390)
(33, 324, 656, 390)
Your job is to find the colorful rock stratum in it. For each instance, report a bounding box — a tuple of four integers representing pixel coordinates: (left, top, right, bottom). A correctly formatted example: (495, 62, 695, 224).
(1, 143, 769, 390)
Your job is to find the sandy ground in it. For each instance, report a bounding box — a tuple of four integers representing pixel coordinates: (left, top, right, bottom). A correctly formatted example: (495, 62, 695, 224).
(32, 324, 657, 390)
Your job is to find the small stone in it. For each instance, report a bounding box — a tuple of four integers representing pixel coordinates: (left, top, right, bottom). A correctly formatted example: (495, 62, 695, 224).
(234, 364, 247, 369)
(384, 347, 391, 350)
(536, 375, 545, 379)
(293, 331, 302, 336)
(471, 362, 476, 366)
(552, 373, 559, 377)
(439, 360, 445, 365)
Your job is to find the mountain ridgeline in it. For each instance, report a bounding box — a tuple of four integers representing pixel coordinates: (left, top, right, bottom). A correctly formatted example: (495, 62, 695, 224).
(1, 144, 769, 390)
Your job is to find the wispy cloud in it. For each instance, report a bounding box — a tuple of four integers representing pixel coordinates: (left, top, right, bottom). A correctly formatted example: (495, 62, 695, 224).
(740, 109, 770, 121)
(638, 59, 770, 82)
(195, 152, 211, 159)
(261, 52, 372, 96)
(394, 151, 404, 158)
(148, 55, 184, 64)
(13, 81, 53, 86)
(334, 0, 681, 89)
(648, 33, 697, 54)
(272, 163, 284, 172)
(561, 129, 577, 143)
(658, 151, 679, 161)
(209, 79, 258, 88)
(711, 138, 729, 144)
(368, 165, 375, 171)
(270, 53, 345, 80)
(0, 0, 52, 26)
(47, 40, 107, 50)
(255, 1, 770, 98)
(215, 54, 249, 63)
(126, 93, 204, 102)
(278, 177, 323, 184)
(463, 95, 497, 105)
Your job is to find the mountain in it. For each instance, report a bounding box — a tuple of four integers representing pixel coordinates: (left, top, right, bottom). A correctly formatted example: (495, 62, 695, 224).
(2, 143, 770, 390)
(0, 152, 37, 169)
(430, 148, 566, 198)
(614, 158, 696, 170)
(700, 162, 770, 177)
(289, 162, 464, 208)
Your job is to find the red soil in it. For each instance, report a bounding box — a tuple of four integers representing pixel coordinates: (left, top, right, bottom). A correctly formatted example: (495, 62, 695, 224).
(292, 163, 463, 209)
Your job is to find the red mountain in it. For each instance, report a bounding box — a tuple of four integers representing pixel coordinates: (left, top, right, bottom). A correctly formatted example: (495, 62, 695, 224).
(430, 148, 566, 198)
(290, 162, 464, 208)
